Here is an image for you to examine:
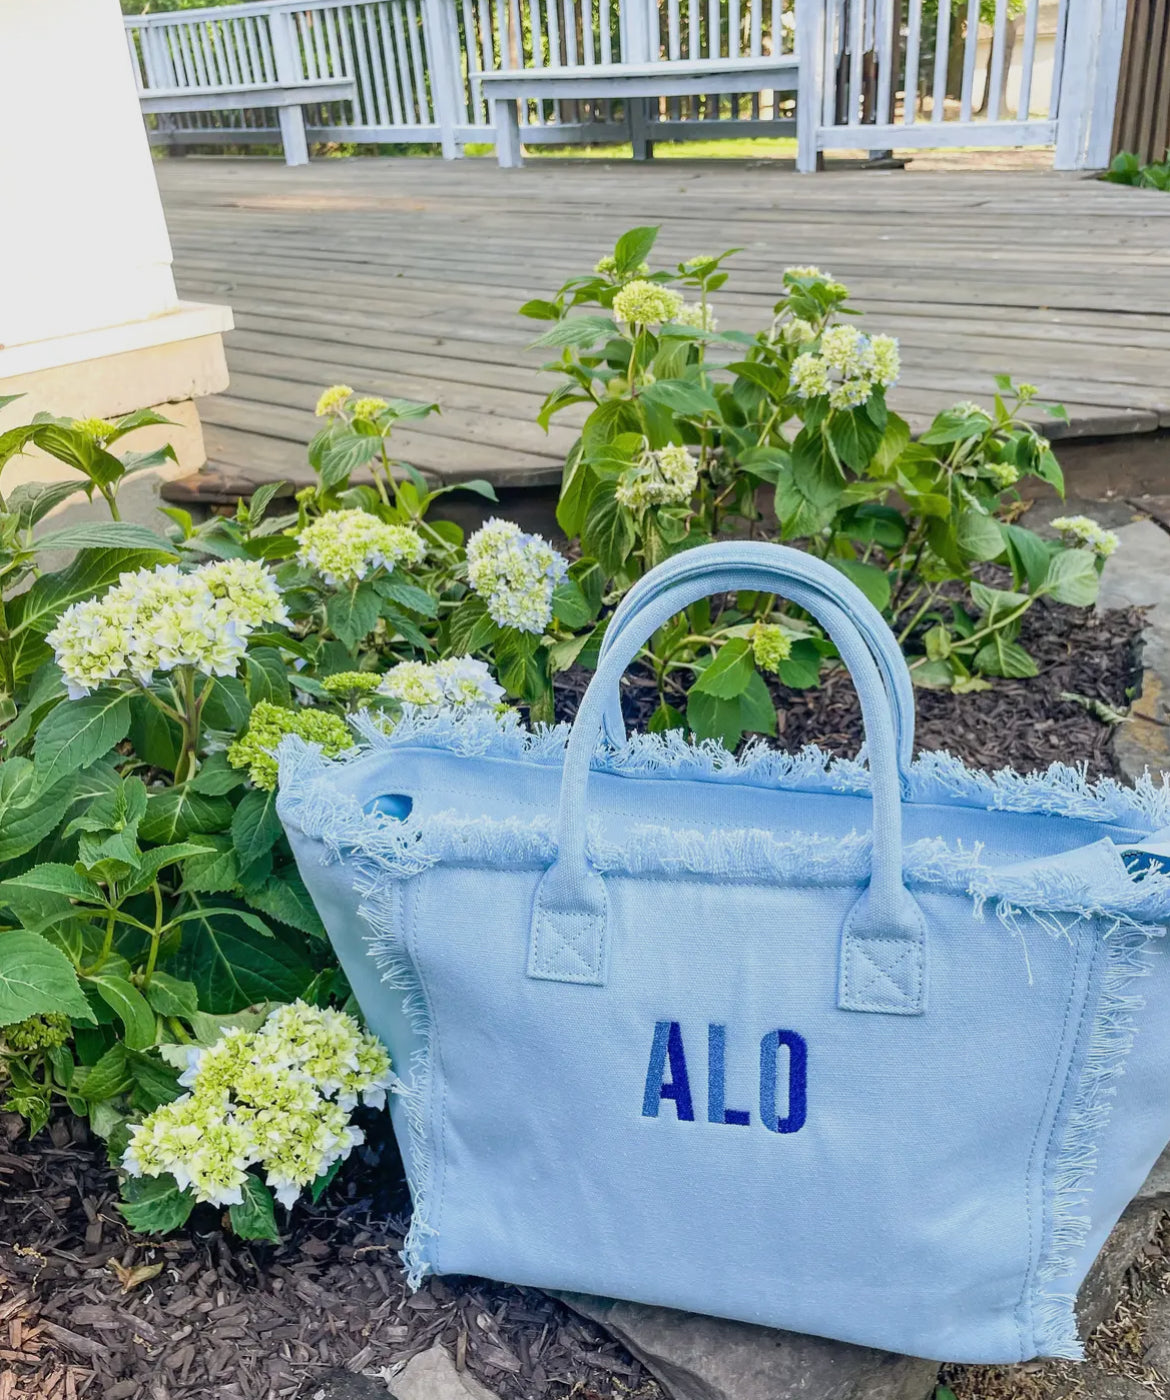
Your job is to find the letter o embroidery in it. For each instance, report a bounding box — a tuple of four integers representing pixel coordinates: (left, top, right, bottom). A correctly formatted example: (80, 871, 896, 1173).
(759, 1029, 807, 1134)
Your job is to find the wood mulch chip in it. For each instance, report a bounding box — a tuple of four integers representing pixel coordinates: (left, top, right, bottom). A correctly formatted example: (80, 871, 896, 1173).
(557, 600, 1145, 780)
(0, 1115, 659, 1400)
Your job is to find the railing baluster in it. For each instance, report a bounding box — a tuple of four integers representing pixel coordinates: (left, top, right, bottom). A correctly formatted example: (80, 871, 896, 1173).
(363, 1, 392, 123)
(599, 0, 612, 63)
(1016, 0, 1039, 119)
(986, 0, 1008, 123)
(405, 0, 431, 120)
(902, 0, 921, 123)
(848, 0, 863, 125)
(959, 0, 980, 122)
(377, 2, 407, 125)
(874, 0, 893, 123)
(930, 0, 950, 120)
(258, 12, 278, 82)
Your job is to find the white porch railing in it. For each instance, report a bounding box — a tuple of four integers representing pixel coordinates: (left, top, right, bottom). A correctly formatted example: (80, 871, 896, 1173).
(124, 0, 1125, 165)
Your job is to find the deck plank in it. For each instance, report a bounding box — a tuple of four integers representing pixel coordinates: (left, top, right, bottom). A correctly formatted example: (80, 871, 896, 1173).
(158, 157, 1170, 490)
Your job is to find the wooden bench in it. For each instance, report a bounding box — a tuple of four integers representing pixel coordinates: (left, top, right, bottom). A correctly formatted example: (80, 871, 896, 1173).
(138, 78, 356, 167)
(477, 55, 812, 172)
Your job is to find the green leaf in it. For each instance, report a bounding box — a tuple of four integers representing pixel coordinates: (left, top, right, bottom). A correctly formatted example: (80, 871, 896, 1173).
(143, 973, 199, 1020)
(582, 480, 635, 576)
(828, 407, 884, 472)
(189, 752, 246, 797)
(776, 639, 823, 689)
(376, 576, 439, 618)
(318, 431, 382, 491)
(5, 478, 90, 530)
(181, 836, 241, 893)
(76, 1042, 132, 1102)
(0, 930, 94, 1027)
(0, 759, 76, 862)
(829, 559, 892, 612)
(647, 701, 687, 733)
(32, 522, 173, 555)
(614, 225, 659, 273)
(231, 788, 283, 873)
(775, 432, 842, 540)
(86, 974, 157, 1051)
(244, 870, 325, 939)
(640, 379, 719, 418)
(33, 691, 130, 787)
(531, 315, 616, 349)
(175, 902, 312, 1011)
(692, 639, 754, 699)
(551, 577, 594, 629)
(230, 1174, 281, 1241)
(0, 862, 102, 932)
(326, 584, 380, 650)
(518, 298, 561, 321)
(973, 637, 1038, 679)
(955, 510, 1004, 563)
(1002, 523, 1054, 593)
(737, 669, 780, 736)
(118, 1174, 196, 1234)
(245, 648, 291, 707)
(310, 1159, 343, 1204)
(120, 842, 212, 899)
(1043, 549, 1100, 608)
(127, 1049, 183, 1112)
(188, 1005, 271, 1046)
(200, 676, 250, 734)
(139, 787, 233, 844)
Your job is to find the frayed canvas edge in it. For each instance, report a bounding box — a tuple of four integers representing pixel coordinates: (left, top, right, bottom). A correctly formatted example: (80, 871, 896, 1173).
(340, 707, 1170, 828)
(358, 883, 438, 1289)
(1024, 915, 1160, 1361)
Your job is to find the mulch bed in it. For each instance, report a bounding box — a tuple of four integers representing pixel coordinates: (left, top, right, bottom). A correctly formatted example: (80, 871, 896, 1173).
(558, 599, 1146, 780)
(0, 602, 1147, 1400)
(0, 1115, 660, 1400)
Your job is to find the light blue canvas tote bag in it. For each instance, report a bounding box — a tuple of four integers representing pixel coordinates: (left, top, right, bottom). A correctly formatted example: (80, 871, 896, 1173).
(277, 541, 1170, 1365)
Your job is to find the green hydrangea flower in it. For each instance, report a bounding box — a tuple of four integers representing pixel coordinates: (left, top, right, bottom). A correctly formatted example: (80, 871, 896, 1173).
(227, 701, 355, 790)
(3, 1013, 71, 1052)
(321, 671, 381, 696)
(751, 623, 794, 675)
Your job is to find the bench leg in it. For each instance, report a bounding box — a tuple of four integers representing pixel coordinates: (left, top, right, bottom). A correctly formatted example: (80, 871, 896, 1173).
(278, 105, 310, 166)
(629, 98, 654, 161)
(494, 99, 523, 168)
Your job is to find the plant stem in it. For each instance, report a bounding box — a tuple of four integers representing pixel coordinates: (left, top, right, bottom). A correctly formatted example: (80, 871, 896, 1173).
(141, 881, 164, 989)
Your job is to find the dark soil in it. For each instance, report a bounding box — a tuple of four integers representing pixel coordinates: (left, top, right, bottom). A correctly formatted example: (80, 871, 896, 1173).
(557, 601, 1145, 781)
(0, 604, 1147, 1400)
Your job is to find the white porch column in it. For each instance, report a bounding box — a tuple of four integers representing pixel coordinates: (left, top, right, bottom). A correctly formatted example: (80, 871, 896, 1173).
(0, 0, 233, 492)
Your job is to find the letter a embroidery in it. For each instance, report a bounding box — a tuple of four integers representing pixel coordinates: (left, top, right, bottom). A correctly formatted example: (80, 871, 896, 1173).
(642, 1020, 695, 1120)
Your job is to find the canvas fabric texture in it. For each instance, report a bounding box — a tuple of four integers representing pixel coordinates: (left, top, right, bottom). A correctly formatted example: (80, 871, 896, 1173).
(278, 542, 1170, 1364)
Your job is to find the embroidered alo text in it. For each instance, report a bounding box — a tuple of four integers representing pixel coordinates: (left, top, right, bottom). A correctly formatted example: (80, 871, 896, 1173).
(641, 1021, 807, 1133)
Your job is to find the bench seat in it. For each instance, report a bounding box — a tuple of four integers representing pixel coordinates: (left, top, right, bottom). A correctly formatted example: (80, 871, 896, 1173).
(477, 56, 806, 169)
(138, 77, 356, 165)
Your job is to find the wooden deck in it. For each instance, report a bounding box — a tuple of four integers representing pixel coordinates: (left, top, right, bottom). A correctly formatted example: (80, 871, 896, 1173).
(158, 156, 1170, 497)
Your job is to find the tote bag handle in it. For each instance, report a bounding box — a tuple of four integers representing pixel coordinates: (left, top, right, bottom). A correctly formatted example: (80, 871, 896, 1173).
(529, 542, 927, 1016)
(593, 542, 916, 782)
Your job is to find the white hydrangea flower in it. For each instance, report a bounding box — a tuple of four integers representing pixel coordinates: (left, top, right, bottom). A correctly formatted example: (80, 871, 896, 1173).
(984, 460, 1020, 489)
(782, 318, 816, 346)
(432, 656, 505, 710)
(790, 352, 830, 400)
(612, 280, 685, 327)
(466, 518, 568, 635)
(378, 656, 504, 715)
(673, 302, 717, 331)
(616, 443, 699, 512)
(867, 333, 900, 387)
(47, 560, 287, 700)
(122, 1002, 393, 1215)
(378, 659, 445, 708)
(1051, 515, 1120, 558)
(819, 324, 871, 378)
(296, 510, 425, 588)
(828, 378, 874, 411)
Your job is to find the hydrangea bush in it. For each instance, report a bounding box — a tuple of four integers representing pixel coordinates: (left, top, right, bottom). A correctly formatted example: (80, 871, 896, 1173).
(0, 224, 1121, 1240)
(521, 226, 1113, 743)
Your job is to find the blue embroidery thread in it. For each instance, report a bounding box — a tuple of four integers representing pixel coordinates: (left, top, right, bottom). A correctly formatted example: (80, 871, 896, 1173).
(707, 1024, 751, 1126)
(642, 1020, 695, 1120)
(760, 1029, 808, 1134)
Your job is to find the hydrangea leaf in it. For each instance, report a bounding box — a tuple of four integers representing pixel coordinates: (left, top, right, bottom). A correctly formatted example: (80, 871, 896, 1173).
(176, 903, 312, 1011)
(142, 973, 200, 1021)
(86, 974, 158, 1051)
(325, 585, 380, 650)
(229, 1174, 280, 1242)
(139, 788, 233, 845)
(118, 1174, 196, 1235)
(32, 690, 131, 788)
(231, 788, 283, 873)
(0, 930, 95, 1028)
